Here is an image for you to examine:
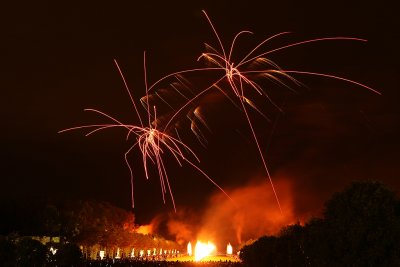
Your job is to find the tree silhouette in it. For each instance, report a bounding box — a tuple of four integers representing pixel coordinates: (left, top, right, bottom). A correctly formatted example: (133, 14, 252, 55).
(321, 180, 400, 266)
(0, 236, 16, 267)
(240, 180, 400, 267)
(55, 242, 83, 267)
(15, 238, 47, 267)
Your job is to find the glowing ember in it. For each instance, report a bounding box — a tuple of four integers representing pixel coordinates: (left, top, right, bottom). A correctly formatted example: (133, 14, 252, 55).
(194, 241, 216, 261)
(187, 241, 192, 256)
(227, 243, 233, 255)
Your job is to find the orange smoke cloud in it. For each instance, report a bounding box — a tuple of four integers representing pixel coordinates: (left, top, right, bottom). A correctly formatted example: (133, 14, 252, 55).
(167, 220, 192, 245)
(197, 178, 296, 248)
(136, 224, 153, 235)
(163, 208, 212, 245)
(139, 177, 297, 251)
(136, 215, 163, 235)
(146, 178, 297, 250)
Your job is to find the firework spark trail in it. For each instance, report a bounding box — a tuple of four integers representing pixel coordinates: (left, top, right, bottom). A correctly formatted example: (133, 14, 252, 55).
(146, 10, 380, 213)
(207, 11, 379, 214)
(59, 57, 233, 211)
(146, 15, 378, 131)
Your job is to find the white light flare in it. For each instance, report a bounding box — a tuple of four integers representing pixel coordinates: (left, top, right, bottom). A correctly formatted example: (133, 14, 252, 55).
(131, 248, 135, 258)
(187, 241, 192, 256)
(49, 247, 57, 255)
(227, 243, 233, 255)
(99, 250, 105, 260)
(194, 241, 216, 261)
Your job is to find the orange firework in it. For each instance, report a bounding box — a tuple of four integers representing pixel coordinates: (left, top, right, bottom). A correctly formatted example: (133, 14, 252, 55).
(59, 56, 231, 211)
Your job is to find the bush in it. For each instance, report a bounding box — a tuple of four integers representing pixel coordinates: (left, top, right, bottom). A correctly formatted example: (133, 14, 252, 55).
(0, 237, 16, 267)
(15, 238, 47, 267)
(240, 181, 400, 267)
(55, 242, 83, 267)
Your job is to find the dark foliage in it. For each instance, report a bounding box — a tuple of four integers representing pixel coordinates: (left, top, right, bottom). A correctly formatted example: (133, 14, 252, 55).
(55, 242, 83, 267)
(15, 237, 48, 267)
(240, 180, 400, 267)
(0, 236, 17, 267)
(0, 199, 180, 263)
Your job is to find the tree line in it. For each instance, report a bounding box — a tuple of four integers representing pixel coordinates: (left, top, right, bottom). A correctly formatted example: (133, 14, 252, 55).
(239, 180, 400, 266)
(0, 199, 180, 265)
(2, 180, 399, 266)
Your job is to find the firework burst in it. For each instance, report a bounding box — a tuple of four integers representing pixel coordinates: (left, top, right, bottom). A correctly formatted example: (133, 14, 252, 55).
(59, 56, 231, 211)
(60, 10, 379, 213)
(146, 10, 380, 213)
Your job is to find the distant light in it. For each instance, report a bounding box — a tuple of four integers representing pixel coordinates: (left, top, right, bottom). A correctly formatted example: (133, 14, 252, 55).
(99, 250, 105, 260)
(115, 248, 121, 259)
(194, 241, 216, 261)
(49, 247, 57, 255)
(227, 243, 233, 255)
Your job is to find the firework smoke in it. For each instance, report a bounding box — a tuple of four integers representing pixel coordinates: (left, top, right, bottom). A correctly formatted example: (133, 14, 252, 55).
(197, 178, 295, 247)
(143, 178, 296, 249)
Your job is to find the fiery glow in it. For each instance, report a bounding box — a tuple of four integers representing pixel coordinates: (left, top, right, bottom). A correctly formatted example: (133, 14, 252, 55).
(187, 241, 192, 256)
(194, 241, 216, 261)
(227, 243, 233, 255)
(136, 224, 153, 235)
(194, 179, 295, 245)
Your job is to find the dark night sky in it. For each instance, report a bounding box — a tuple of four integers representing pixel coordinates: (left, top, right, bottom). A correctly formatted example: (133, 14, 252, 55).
(2, 1, 399, 224)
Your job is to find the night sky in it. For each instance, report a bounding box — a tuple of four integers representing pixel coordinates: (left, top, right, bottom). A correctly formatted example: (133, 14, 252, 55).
(2, 1, 399, 225)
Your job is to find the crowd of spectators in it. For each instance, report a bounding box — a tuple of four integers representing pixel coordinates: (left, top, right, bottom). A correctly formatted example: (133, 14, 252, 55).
(83, 259, 242, 267)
